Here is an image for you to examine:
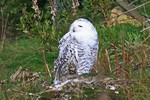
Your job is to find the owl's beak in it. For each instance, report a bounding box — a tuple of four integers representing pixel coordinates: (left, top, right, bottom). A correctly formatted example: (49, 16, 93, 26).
(73, 27, 76, 32)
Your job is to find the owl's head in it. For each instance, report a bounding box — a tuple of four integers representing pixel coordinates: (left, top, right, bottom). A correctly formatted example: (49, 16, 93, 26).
(70, 18, 96, 33)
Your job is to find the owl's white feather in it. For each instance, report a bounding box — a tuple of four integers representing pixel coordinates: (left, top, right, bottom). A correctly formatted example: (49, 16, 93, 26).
(54, 18, 99, 84)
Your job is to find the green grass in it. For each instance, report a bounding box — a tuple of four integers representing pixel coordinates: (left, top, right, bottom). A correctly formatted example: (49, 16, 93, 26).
(0, 38, 58, 99)
(0, 24, 149, 99)
(0, 38, 57, 80)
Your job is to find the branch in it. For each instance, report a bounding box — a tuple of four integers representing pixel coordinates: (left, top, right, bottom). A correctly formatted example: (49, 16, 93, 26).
(116, 0, 150, 20)
(116, 0, 150, 32)
(124, 1, 150, 15)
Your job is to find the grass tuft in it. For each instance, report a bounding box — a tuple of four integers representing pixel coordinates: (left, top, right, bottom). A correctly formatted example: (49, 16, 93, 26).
(0, 24, 149, 99)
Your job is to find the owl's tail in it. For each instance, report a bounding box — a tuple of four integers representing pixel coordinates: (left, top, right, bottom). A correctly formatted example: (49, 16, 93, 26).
(54, 65, 61, 84)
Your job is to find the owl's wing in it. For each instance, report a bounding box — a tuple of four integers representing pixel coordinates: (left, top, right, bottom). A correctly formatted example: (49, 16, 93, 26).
(54, 34, 78, 84)
(75, 40, 99, 75)
(59, 32, 70, 48)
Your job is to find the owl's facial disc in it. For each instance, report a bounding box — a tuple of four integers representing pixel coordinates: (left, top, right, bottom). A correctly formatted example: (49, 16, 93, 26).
(70, 18, 94, 33)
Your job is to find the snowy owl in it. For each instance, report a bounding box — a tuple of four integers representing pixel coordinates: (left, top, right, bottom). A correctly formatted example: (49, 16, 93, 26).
(54, 18, 99, 84)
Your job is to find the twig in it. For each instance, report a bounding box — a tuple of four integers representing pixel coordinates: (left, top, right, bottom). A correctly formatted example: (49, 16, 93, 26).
(143, 18, 150, 24)
(122, 40, 126, 68)
(0, 8, 9, 52)
(10, 67, 22, 82)
(128, 0, 138, 6)
(1, 7, 4, 35)
(42, 50, 52, 81)
(1, 83, 9, 100)
(22, 71, 27, 100)
(138, 35, 150, 47)
(104, 49, 111, 72)
(140, 26, 150, 32)
(4, 14, 9, 37)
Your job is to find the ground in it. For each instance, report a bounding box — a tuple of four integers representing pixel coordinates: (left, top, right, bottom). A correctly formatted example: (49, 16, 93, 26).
(0, 23, 149, 99)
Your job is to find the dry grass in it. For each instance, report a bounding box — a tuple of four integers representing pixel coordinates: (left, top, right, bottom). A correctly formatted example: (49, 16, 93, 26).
(0, 34, 149, 99)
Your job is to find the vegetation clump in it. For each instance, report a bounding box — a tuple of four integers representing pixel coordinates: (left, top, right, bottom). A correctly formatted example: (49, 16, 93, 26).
(0, 0, 150, 99)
